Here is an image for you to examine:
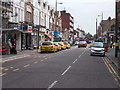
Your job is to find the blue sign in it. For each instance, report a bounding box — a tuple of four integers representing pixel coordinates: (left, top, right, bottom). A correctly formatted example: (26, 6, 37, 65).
(54, 31, 60, 36)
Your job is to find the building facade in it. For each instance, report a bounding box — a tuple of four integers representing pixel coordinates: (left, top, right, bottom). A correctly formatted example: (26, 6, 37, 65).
(60, 10, 74, 44)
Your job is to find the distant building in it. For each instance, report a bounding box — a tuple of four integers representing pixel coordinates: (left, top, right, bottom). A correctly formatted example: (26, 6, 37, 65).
(60, 10, 74, 44)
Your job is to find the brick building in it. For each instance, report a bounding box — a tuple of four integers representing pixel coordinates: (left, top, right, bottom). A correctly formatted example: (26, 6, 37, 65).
(60, 10, 74, 44)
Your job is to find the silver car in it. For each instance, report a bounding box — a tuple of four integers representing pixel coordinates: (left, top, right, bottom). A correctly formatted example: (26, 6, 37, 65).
(90, 42, 105, 57)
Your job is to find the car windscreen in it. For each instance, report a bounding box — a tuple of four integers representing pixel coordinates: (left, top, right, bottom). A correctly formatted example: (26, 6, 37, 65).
(92, 42, 103, 48)
(42, 42, 52, 45)
(79, 41, 86, 44)
(64, 42, 67, 44)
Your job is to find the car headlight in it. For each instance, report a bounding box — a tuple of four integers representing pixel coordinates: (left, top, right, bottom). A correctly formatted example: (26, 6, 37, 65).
(91, 49, 95, 52)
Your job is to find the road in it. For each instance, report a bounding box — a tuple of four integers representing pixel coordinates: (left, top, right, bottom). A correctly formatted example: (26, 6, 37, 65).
(2, 46, 119, 89)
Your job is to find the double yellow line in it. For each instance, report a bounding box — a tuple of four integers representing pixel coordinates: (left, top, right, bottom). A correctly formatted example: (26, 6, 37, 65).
(102, 57, 120, 87)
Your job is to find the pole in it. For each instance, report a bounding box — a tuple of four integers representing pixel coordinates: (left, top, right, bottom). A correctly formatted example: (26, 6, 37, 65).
(0, 1, 2, 89)
(101, 12, 104, 42)
(96, 18, 97, 39)
(55, 0, 57, 31)
(115, 1, 118, 57)
(37, 4, 40, 52)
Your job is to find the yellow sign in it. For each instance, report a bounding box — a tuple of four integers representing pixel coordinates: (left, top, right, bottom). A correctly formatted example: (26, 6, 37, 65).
(100, 33, 104, 36)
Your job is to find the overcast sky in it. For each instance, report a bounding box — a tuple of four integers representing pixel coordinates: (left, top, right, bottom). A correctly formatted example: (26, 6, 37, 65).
(47, 0, 115, 35)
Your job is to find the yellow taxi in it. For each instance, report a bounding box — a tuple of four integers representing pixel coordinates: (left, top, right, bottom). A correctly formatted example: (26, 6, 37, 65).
(58, 42, 66, 50)
(40, 41, 57, 53)
(63, 42, 71, 49)
(53, 42, 61, 51)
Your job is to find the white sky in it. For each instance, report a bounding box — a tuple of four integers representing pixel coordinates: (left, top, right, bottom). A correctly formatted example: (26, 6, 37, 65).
(47, 0, 115, 35)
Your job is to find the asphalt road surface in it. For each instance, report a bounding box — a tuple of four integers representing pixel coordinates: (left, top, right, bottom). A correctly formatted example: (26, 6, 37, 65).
(2, 46, 119, 89)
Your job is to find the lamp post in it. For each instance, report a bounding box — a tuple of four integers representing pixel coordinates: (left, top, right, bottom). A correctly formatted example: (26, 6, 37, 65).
(55, 0, 63, 31)
(115, 0, 119, 57)
(96, 18, 98, 39)
(96, 15, 101, 39)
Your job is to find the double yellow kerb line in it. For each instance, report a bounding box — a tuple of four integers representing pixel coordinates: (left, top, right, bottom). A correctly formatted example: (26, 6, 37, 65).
(102, 57, 120, 87)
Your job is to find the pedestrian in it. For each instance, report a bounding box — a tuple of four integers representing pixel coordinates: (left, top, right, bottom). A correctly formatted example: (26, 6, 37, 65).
(8, 39, 12, 54)
(112, 42, 115, 48)
(11, 38, 17, 54)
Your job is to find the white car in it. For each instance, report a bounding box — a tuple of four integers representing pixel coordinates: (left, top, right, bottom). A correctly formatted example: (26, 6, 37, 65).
(90, 42, 105, 57)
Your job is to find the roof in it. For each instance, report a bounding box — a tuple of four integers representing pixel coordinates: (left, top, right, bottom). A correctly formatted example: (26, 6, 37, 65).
(100, 20, 108, 25)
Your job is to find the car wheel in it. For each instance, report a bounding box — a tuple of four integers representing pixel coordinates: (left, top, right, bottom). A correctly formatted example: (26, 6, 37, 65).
(102, 54, 105, 57)
(90, 54, 93, 56)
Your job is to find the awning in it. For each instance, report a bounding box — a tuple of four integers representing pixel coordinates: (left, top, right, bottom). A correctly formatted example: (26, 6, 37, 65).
(58, 35, 63, 38)
(45, 34, 53, 39)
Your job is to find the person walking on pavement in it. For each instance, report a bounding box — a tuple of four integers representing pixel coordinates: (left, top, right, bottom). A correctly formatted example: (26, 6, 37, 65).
(8, 39, 12, 54)
(11, 38, 17, 54)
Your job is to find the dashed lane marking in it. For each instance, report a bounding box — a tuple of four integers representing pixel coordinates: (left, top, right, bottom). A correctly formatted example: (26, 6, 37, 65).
(79, 55, 81, 58)
(73, 59, 78, 64)
(13, 68, 19, 72)
(10, 67, 14, 69)
(0, 67, 4, 70)
(34, 61, 38, 64)
(0, 73, 7, 76)
(24, 64, 30, 68)
(47, 80, 58, 90)
(4, 68, 9, 71)
(41, 60, 44, 62)
(0, 54, 30, 63)
(61, 66, 71, 76)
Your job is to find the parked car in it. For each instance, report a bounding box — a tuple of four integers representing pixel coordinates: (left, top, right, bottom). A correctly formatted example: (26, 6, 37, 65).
(53, 42, 62, 51)
(63, 42, 71, 49)
(74, 41, 79, 45)
(78, 41, 87, 48)
(40, 41, 57, 53)
(90, 42, 105, 57)
(58, 42, 66, 50)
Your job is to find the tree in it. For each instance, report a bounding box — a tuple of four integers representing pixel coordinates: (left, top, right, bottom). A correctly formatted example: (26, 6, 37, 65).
(85, 33, 93, 40)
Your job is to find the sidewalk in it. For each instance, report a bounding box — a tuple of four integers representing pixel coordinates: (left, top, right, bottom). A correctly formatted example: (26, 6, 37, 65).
(1, 49, 39, 62)
(106, 48, 120, 70)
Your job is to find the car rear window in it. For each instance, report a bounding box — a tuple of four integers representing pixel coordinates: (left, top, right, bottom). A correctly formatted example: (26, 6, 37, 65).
(42, 42, 52, 45)
(79, 41, 86, 44)
(92, 42, 103, 47)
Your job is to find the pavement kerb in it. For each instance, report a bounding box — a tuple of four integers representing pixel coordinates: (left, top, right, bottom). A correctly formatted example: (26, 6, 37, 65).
(1, 49, 39, 62)
(106, 55, 120, 70)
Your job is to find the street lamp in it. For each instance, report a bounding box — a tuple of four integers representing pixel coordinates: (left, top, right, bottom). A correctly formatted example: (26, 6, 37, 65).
(96, 15, 101, 39)
(115, 0, 119, 57)
(96, 18, 98, 39)
(55, 0, 63, 31)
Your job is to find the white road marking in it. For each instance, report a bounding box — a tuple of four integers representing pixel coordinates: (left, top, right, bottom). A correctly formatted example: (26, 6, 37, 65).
(13, 68, 19, 71)
(1, 54, 30, 63)
(24, 64, 30, 67)
(34, 61, 38, 64)
(79, 55, 81, 58)
(73, 59, 78, 64)
(61, 66, 71, 76)
(10, 67, 13, 69)
(47, 80, 58, 90)
(4, 69, 9, 71)
(0, 73, 7, 76)
(41, 60, 44, 61)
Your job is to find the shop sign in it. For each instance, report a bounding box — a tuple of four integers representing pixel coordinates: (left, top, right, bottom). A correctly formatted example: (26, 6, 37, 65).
(23, 25, 32, 32)
(28, 26, 32, 32)
(54, 31, 60, 36)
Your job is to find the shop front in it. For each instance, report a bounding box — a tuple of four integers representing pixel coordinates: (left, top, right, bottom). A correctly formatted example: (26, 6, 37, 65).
(2, 29, 22, 51)
(45, 34, 53, 41)
(21, 24, 33, 50)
